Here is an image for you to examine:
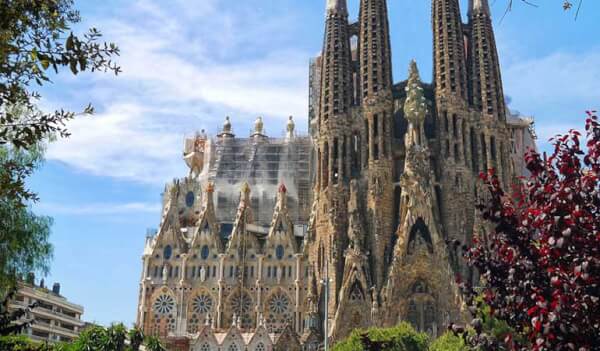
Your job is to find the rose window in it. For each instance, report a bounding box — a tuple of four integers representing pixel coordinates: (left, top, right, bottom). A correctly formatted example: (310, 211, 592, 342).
(268, 293, 289, 314)
(193, 294, 213, 314)
(266, 292, 292, 332)
(229, 292, 253, 328)
(153, 294, 175, 315)
(231, 292, 252, 314)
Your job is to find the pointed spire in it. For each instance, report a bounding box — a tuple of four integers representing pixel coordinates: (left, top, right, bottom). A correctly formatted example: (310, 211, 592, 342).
(433, 0, 468, 101)
(205, 182, 215, 210)
(468, 0, 490, 16)
(404, 61, 427, 124)
(319, 0, 351, 122)
(240, 182, 251, 203)
(277, 183, 287, 208)
(326, 0, 348, 16)
(359, 0, 393, 97)
(468, 0, 506, 120)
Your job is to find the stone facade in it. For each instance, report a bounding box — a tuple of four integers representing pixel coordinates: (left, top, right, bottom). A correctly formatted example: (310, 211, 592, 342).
(136, 0, 537, 348)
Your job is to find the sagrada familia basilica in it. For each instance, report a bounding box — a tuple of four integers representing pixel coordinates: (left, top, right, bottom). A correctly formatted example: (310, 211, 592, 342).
(136, 0, 536, 350)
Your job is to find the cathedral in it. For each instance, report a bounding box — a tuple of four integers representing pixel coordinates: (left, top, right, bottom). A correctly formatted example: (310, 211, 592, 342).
(136, 0, 536, 349)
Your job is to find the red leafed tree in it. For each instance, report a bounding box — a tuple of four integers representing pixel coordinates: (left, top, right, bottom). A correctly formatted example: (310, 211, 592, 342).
(464, 111, 600, 350)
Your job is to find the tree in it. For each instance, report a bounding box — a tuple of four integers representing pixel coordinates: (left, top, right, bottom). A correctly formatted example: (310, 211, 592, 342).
(462, 111, 600, 350)
(0, 0, 120, 148)
(0, 143, 52, 293)
(0, 320, 165, 351)
(332, 322, 429, 351)
(0, 0, 120, 207)
(429, 332, 468, 351)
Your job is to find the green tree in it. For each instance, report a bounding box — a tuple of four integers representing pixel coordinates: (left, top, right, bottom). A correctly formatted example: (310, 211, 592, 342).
(0, 0, 120, 208)
(332, 322, 429, 351)
(0, 143, 52, 293)
(429, 333, 468, 351)
(0, 0, 120, 149)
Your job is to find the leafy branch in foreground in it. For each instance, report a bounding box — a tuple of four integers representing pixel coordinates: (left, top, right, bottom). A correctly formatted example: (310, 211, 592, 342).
(0, 0, 120, 149)
(459, 111, 600, 350)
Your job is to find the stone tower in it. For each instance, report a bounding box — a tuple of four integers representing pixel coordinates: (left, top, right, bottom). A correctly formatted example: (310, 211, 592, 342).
(468, 0, 506, 122)
(308, 0, 354, 326)
(137, 0, 539, 347)
(432, 0, 475, 276)
(358, 0, 395, 291)
(467, 0, 511, 187)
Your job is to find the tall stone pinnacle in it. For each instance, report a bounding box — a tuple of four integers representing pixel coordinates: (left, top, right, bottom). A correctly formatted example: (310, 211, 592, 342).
(326, 0, 348, 16)
(468, 0, 491, 16)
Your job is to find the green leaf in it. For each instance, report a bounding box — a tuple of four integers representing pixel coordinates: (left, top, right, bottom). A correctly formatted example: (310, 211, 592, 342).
(69, 60, 78, 75)
(66, 33, 74, 51)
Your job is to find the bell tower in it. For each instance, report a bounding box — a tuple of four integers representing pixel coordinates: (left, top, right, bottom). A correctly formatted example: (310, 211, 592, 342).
(358, 0, 395, 291)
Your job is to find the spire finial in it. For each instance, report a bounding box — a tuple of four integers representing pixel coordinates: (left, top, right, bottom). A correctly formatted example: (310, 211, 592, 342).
(206, 182, 215, 194)
(241, 182, 251, 196)
(469, 0, 491, 16)
(404, 61, 428, 148)
(223, 116, 232, 133)
(286, 116, 295, 140)
(326, 0, 348, 16)
(253, 116, 264, 136)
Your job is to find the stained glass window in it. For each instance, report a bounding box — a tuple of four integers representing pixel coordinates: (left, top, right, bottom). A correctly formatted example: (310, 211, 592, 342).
(192, 294, 213, 314)
(186, 191, 195, 207)
(275, 245, 284, 260)
(163, 245, 172, 260)
(153, 295, 175, 315)
(201, 245, 210, 260)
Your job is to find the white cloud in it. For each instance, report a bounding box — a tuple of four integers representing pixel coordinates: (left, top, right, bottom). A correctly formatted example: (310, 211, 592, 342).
(37, 201, 161, 216)
(503, 49, 600, 150)
(45, 0, 311, 184)
(503, 49, 600, 110)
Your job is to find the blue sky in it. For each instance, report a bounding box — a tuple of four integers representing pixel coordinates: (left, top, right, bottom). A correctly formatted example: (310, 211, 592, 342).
(27, 0, 600, 327)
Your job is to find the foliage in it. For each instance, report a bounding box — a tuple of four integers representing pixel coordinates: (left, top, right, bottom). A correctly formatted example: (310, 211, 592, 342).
(0, 144, 53, 293)
(0, 0, 120, 149)
(332, 322, 429, 351)
(0, 335, 52, 351)
(0, 0, 120, 209)
(0, 322, 164, 351)
(429, 332, 468, 351)
(0, 286, 38, 337)
(462, 111, 600, 350)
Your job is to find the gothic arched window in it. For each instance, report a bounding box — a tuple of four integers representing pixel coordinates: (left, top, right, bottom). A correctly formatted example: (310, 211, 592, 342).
(163, 245, 173, 260)
(256, 342, 266, 351)
(186, 191, 195, 207)
(201, 245, 210, 260)
(229, 291, 253, 329)
(407, 218, 433, 255)
(349, 281, 365, 301)
(276, 245, 284, 260)
(200, 343, 211, 351)
(407, 301, 419, 328)
(266, 292, 293, 333)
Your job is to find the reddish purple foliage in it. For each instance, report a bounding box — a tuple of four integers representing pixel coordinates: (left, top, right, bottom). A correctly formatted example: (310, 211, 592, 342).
(465, 112, 600, 350)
